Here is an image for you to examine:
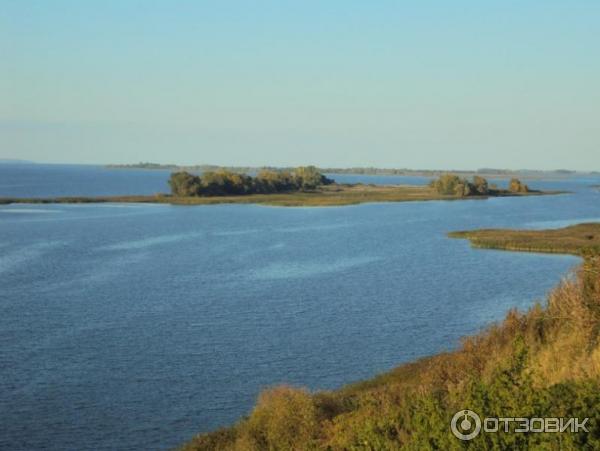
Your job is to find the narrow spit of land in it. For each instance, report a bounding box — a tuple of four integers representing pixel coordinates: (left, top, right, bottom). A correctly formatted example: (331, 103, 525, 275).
(449, 222, 600, 255)
(0, 183, 562, 207)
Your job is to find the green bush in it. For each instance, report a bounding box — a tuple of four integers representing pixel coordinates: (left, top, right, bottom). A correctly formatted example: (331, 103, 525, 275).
(168, 167, 333, 197)
(168, 171, 201, 196)
(429, 174, 490, 197)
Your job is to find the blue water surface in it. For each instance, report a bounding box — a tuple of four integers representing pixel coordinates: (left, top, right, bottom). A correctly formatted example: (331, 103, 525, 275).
(1, 164, 599, 450)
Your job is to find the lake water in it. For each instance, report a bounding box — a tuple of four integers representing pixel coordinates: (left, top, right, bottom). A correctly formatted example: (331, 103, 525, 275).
(1, 164, 599, 450)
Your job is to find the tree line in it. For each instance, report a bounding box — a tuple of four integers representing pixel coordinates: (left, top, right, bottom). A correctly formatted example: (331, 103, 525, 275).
(430, 174, 529, 196)
(168, 166, 334, 196)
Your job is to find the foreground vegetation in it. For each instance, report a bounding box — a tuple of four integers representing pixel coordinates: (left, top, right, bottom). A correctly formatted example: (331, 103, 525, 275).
(181, 225, 600, 450)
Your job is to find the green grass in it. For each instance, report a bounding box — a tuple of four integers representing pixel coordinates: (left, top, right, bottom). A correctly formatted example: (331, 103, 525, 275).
(0, 183, 560, 207)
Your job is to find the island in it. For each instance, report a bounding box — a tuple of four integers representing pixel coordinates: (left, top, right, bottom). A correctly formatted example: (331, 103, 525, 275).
(0, 168, 561, 207)
(180, 224, 600, 450)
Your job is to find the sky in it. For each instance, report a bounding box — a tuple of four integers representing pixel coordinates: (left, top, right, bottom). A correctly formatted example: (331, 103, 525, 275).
(1, 1, 599, 170)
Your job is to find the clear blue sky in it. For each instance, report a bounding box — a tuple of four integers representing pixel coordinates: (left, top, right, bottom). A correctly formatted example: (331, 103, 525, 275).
(1, 1, 598, 170)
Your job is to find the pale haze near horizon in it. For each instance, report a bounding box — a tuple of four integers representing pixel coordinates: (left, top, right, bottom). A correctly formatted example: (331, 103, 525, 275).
(1, 1, 598, 171)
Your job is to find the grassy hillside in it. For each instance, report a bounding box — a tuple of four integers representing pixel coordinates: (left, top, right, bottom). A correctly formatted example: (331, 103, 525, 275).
(181, 225, 600, 450)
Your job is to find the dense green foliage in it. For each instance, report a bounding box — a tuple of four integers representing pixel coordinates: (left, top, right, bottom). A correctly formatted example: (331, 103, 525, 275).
(429, 173, 489, 196)
(181, 227, 600, 450)
(168, 172, 202, 196)
(430, 174, 531, 197)
(168, 166, 333, 197)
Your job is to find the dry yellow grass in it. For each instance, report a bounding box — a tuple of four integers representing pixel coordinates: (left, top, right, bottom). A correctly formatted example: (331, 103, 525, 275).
(449, 223, 600, 255)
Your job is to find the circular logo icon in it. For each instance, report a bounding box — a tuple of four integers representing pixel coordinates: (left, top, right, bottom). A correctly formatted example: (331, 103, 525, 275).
(451, 409, 482, 440)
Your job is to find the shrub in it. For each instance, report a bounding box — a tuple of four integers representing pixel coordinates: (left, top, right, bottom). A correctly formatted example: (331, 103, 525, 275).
(235, 386, 319, 450)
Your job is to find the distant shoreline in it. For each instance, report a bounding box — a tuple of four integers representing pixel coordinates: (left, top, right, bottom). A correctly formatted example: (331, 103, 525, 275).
(104, 163, 594, 180)
(0, 183, 564, 207)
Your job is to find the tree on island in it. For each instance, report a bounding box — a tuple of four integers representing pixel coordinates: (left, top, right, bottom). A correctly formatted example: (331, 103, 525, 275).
(254, 170, 297, 193)
(292, 166, 333, 190)
(168, 171, 201, 196)
(472, 175, 489, 195)
(200, 171, 254, 195)
(508, 178, 529, 193)
(168, 166, 333, 197)
(430, 174, 533, 196)
(429, 173, 490, 197)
